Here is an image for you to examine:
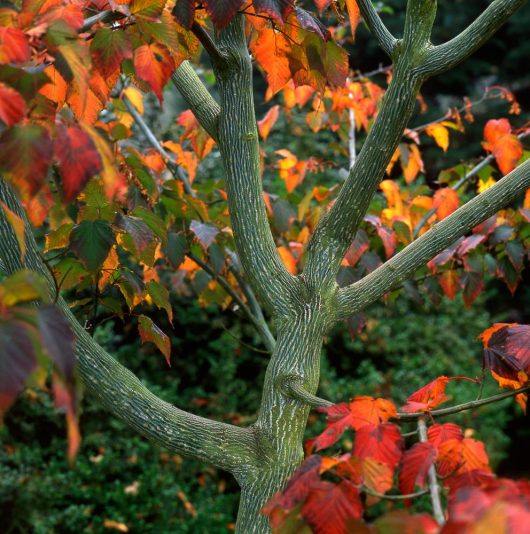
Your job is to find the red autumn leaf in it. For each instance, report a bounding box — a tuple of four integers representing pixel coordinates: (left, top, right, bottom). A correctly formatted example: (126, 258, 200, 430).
(134, 43, 175, 103)
(308, 397, 397, 452)
(427, 423, 464, 448)
(483, 118, 523, 175)
(480, 323, 530, 381)
(336, 455, 394, 495)
(301, 480, 363, 533)
(345, 0, 361, 39)
(90, 28, 133, 78)
(0, 83, 25, 126)
(203, 0, 245, 28)
(55, 124, 103, 201)
(456, 234, 485, 257)
(433, 188, 460, 220)
(364, 214, 397, 258)
(0, 27, 30, 64)
(353, 423, 404, 469)
(0, 123, 53, 199)
(401, 376, 451, 413)
(398, 442, 436, 495)
(262, 455, 321, 527)
(138, 314, 171, 365)
(258, 105, 280, 140)
(253, 0, 294, 24)
(439, 270, 460, 300)
(0, 321, 37, 416)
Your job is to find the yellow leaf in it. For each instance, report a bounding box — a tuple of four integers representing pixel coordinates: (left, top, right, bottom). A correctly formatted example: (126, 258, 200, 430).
(426, 123, 449, 151)
(477, 176, 496, 193)
(0, 201, 25, 260)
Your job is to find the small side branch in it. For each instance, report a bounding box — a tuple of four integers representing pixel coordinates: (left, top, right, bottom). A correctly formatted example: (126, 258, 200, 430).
(397, 385, 530, 420)
(336, 158, 530, 318)
(357, 0, 397, 57)
(418, 417, 445, 525)
(278, 375, 334, 409)
(171, 61, 220, 141)
(424, 0, 526, 76)
(187, 252, 276, 353)
(122, 93, 195, 196)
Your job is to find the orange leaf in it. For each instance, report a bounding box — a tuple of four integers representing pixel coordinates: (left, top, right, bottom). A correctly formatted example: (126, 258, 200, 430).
(258, 105, 280, 140)
(134, 43, 175, 103)
(401, 144, 424, 184)
(401, 376, 450, 413)
(433, 188, 460, 220)
(345, 0, 361, 38)
(277, 245, 297, 274)
(439, 270, 459, 300)
(483, 118, 523, 175)
(399, 442, 436, 495)
(251, 28, 292, 95)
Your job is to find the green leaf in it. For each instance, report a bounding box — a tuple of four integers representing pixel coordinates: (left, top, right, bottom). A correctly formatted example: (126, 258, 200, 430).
(90, 27, 132, 78)
(166, 231, 187, 268)
(138, 314, 171, 365)
(69, 220, 115, 272)
(146, 280, 173, 324)
(114, 212, 154, 254)
(0, 269, 49, 307)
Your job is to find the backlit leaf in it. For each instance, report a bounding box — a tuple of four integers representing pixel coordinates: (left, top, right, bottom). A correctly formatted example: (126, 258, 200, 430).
(483, 118, 523, 175)
(138, 314, 171, 365)
(398, 442, 436, 495)
(90, 28, 133, 78)
(55, 123, 103, 201)
(401, 376, 450, 413)
(134, 43, 175, 103)
(0, 83, 25, 125)
(0, 27, 30, 64)
(433, 188, 460, 220)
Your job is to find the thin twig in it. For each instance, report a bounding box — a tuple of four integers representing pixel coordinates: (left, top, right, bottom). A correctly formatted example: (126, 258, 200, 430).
(363, 486, 429, 500)
(122, 93, 196, 197)
(218, 323, 271, 354)
(418, 417, 445, 525)
(187, 252, 275, 353)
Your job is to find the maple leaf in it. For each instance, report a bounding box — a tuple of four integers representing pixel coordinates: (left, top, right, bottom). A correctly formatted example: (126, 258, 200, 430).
(308, 397, 397, 452)
(301, 479, 363, 533)
(483, 118, 523, 175)
(352, 423, 404, 470)
(398, 442, 436, 495)
(439, 270, 460, 300)
(138, 314, 171, 365)
(427, 423, 463, 448)
(258, 105, 280, 140)
(426, 123, 450, 151)
(251, 28, 292, 95)
(134, 43, 175, 103)
(0, 123, 53, 199)
(0, 83, 25, 126)
(401, 376, 451, 413)
(480, 323, 530, 383)
(55, 123, 103, 201)
(90, 28, 133, 78)
(433, 187, 460, 221)
(0, 27, 30, 64)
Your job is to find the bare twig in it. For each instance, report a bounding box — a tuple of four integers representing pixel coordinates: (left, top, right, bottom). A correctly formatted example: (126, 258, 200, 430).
(122, 93, 196, 197)
(363, 486, 429, 500)
(418, 417, 445, 525)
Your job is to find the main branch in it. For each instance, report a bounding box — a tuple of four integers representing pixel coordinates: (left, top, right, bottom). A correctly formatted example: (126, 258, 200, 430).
(214, 17, 301, 314)
(0, 178, 259, 477)
(336, 158, 530, 318)
(424, 0, 527, 76)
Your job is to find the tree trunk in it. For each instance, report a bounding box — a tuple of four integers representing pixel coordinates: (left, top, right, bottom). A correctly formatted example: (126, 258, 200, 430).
(234, 301, 330, 532)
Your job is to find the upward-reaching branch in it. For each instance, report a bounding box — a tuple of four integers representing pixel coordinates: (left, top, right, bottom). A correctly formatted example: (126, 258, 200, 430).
(424, 0, 527, 76)
(0, 178, 259, 476)
(357, 0, 397, 57)
(214, 17, 301, 314)
(303, 0, 438, 294)
(335, 158, 530, 319)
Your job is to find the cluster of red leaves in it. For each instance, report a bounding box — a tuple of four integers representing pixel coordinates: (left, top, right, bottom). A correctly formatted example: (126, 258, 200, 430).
(263, 323, 530, 533)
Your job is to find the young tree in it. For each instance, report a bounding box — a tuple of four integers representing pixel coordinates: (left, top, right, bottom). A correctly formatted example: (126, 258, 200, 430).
(0, 0, 529, 531)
